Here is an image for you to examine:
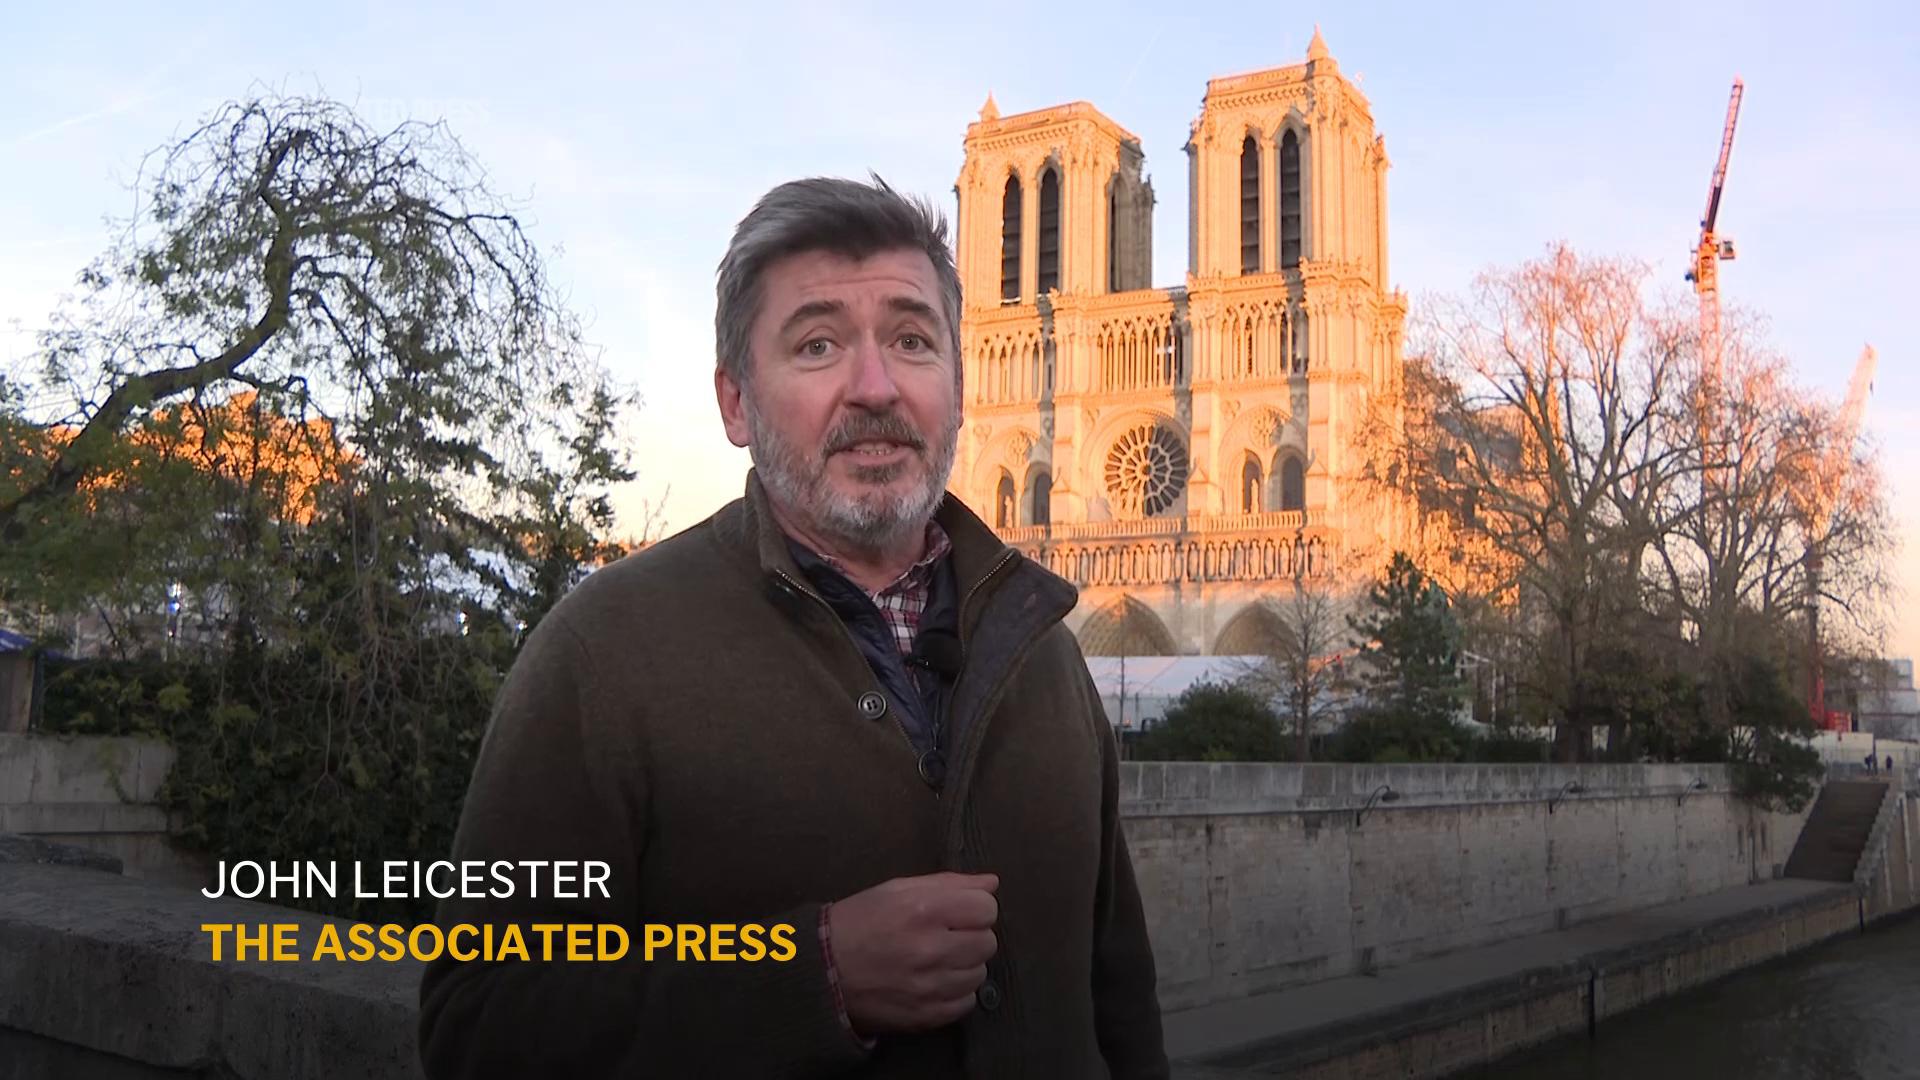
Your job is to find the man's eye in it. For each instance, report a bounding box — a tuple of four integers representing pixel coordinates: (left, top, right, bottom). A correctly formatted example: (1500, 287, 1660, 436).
(899, 334, 925, 351)
(802, 339, 832, 358)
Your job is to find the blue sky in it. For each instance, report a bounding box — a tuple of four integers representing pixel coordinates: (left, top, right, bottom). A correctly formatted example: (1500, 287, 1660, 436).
(4, 1, 1917, 657)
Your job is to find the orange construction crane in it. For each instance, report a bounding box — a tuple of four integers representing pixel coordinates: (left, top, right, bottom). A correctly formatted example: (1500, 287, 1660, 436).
(1805, 346, 1878, 729)
(1687, 78, 1745, 392)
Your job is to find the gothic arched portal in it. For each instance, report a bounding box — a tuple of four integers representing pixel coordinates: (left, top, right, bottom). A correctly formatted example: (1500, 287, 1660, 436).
(1077, 596, 1177, 657)
(1214, 601, 1290, 656)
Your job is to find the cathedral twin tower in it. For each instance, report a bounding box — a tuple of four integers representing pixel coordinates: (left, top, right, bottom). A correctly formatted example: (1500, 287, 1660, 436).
(950, 30, 1410, 657)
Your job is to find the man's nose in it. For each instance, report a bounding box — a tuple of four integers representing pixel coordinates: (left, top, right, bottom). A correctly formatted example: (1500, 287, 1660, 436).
(844, 333, 901, 408)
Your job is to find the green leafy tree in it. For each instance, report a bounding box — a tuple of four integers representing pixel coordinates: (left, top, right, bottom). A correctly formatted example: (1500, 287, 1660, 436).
(4, 94, 644, 918)
(2, 95, 636, 607)
(1725, 651, 1824, 812)
(1570, 622, 1733, 763)
(1133, 682, 1286, 763)
(1590, 641, 1821, 811)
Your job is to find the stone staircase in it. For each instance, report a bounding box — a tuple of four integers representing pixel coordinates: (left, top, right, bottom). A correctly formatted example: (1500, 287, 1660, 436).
(1784, 779, 1891, 882)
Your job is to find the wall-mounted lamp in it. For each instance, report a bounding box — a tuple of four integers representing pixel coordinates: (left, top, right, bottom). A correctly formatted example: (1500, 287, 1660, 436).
(1355, 784, 1400, 827)
(1677, 778, 1709, 806)
(1548, 781, 1586, 814)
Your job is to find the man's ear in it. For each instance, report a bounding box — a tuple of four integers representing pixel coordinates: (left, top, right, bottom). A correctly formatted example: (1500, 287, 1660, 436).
(715, 365, 752, 448)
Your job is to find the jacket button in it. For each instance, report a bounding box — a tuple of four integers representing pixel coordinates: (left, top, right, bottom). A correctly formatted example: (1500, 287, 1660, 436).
(977, 981, 1001, 1012)
(857, 692, 887, 721)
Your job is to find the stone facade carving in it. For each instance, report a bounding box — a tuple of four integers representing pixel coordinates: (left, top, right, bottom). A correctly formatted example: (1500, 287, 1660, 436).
(1104, 423, 1190, 519)
(1249, 409, 1281, 445)
(951, 30, 1411, 656)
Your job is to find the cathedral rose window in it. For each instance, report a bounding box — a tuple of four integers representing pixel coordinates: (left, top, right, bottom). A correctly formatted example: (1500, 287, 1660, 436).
(1104, 423, 1189, 518)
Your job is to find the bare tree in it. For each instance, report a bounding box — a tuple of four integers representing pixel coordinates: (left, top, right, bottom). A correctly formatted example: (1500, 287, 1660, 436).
(1233, 574, 1360, 761)
(1646, 318, 1892, 722)
(1355, 247, 1894, 759)
(1361, 246, 1689, 758)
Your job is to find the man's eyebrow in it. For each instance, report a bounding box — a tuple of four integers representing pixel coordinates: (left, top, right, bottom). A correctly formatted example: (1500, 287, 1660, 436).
(777, 299, 847, 338)
(887, 296, 941, 324)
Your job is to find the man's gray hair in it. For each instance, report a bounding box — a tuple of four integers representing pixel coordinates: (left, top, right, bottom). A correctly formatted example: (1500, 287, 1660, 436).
(715, 174, 963, 385)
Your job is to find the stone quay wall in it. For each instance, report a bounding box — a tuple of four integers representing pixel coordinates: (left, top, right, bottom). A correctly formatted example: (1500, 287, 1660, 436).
(0, 749, 1837, 1079)
(1859, 770, 1918, 924)
(1120, 762, 1812, 1011)
(0, 733, 207, 888)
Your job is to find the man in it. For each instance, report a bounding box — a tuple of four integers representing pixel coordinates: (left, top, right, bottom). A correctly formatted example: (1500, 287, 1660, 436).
(418, 176, 1169, 1078)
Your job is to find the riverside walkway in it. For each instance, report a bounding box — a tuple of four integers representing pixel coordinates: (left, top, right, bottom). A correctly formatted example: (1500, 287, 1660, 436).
(1165, 877, 1857, 1078)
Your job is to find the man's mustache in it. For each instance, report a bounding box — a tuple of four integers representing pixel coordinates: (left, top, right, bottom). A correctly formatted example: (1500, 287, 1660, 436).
(823, 413, 928, 457)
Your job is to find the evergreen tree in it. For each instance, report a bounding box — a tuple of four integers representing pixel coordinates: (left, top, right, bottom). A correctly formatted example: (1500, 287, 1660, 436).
(1340, 553, 1471, 761)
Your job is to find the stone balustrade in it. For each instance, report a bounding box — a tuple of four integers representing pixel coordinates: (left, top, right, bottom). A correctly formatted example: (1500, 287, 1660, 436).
(1028, 532, 1333, 588)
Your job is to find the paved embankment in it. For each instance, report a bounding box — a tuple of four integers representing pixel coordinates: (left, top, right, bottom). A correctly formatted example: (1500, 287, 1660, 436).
(0, 855, 1867, 1080)
(0, 861, 419, 1080)
(1164, 877, 1861, 1078)
(8, 758, 1913, 1079)
(0, 856, 1237, 1080)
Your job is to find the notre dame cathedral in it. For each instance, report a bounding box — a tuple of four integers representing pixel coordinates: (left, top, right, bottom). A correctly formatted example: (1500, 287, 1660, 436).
(950, 30, 1413, 657)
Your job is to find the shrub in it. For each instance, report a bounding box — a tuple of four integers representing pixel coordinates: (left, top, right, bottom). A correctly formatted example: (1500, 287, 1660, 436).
(1133, 682, 1286, 762)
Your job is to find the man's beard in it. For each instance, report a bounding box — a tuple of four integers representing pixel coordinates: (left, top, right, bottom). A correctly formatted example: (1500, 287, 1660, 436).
(744, 392, 960, 559)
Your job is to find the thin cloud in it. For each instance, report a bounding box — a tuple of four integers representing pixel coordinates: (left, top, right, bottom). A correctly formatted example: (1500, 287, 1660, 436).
(0, 15, 216, 151)
(3, 90, 158, 150)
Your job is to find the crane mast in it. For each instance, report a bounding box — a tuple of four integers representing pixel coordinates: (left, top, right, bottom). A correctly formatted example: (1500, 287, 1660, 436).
(1690, 78, 1745, 394)
(1676, 80, 1881, 732)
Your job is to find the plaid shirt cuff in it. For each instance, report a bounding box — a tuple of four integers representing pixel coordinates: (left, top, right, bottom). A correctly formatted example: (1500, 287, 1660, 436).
(819, 903, 876, 1051)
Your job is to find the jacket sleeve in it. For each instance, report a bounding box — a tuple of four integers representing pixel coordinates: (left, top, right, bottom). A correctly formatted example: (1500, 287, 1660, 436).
(1084, 665, 1172, 1079)
(417, 612, 871, 1080)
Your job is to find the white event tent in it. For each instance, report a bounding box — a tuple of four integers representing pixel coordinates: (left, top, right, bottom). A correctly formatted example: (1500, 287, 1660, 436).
(1082, 655, 1270, 732)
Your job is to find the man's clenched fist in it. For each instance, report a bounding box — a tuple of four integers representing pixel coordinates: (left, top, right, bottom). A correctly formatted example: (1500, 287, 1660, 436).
(827, 872, 1000, 1035)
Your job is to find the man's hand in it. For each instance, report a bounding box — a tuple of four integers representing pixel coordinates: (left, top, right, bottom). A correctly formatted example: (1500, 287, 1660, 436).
(828, 872, 1000, 1035)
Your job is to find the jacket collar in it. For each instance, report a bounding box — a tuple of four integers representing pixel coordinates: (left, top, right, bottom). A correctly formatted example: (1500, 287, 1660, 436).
(719, 470, 1084, 804)
(729, 468, 1047, 611)
(721, 465, 1082, 630)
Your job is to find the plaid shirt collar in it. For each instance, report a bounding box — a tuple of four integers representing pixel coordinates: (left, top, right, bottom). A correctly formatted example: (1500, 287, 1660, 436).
(794, 520, 953, 656)
(809, 520, 952, 595)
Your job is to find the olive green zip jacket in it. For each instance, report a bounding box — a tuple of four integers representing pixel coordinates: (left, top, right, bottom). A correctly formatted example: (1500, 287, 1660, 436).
(418, 471, 1168, 1079)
